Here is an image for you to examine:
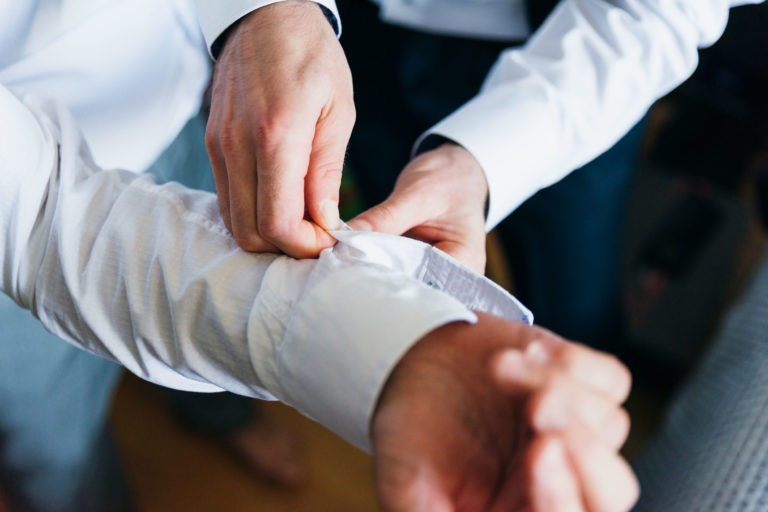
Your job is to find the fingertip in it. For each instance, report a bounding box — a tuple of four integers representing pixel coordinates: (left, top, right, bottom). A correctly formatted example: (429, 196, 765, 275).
(347, 217, 373, 232)
(528, 437, 583, 512)
(530, 437, 565, 482)
(568, 436, 640, 512)
(307, 220, 339, 253)
(607, 407, 631, 450)
(348, 201, 409, 236)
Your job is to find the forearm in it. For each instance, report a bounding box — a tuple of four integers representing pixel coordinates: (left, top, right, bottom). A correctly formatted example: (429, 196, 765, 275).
(421, 0, 763, 228)
(1, 87, 276, 396)
(0, 88, 530, 449)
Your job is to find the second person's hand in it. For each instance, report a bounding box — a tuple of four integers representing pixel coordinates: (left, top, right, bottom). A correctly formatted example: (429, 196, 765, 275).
(373, 313, 639, 512)
(206, 1, 355, 257)
(349, 143, 489, 273)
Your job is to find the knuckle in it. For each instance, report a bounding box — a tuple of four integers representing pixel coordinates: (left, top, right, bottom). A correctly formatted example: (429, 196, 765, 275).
(231, 223, 268, 253)
(204, 123, 218, 153)
(233, 233, 263, 253)
(217, 124, 245, 155)
(614, 408, 631, 438)
(340, 99, 356, 126)
(311, 161, 343, 179)
(254, 120, 280, 145)
(602, 354, 633, 402)
(555, 344, 583, 373)
(257, 214, 289, 242)
(254, 109, 299, 147)
(610, 354, 632, 383)
(374, 203, 397, 226)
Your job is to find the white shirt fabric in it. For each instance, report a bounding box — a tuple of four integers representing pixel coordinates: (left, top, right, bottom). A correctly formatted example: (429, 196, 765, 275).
(0, 0, 530, 451)
(371, 0, 532, 40)
(1, 0, 210, 172)
(201, 0, 764, 228)
(412, 0, 765, 228)
(192, 0, 342, 55)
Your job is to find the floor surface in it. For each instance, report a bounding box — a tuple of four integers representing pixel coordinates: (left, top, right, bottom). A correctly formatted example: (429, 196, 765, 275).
(111, 376, 378, 512)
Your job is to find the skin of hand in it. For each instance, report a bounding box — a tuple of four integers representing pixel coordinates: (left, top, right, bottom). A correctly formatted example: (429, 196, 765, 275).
(348, 143, 489, 273)
(206, 0, 355, 257)
(372, 312, 639, 512)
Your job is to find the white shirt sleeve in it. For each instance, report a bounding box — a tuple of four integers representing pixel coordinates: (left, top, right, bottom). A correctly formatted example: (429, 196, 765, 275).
(192, 0, 340, 55)
(418, 0, 764, 229)
(0, 86, 530, 451)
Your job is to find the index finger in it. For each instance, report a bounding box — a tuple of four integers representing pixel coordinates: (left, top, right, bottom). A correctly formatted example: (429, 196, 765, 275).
(492, 338, 632, 404)
(254, 110, 336, 258)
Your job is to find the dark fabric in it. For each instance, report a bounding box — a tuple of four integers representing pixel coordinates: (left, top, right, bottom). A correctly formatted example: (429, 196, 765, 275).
(495, 121, 644, 347)
(339, 0, 644, 348)
(164, 389, 257, 436)
(66, 429, 135, 512)
(757, 165, 768, 232)
(632, 252, 768, 511)
(339, 0, 513, 207)
(526, 0, 562, 32)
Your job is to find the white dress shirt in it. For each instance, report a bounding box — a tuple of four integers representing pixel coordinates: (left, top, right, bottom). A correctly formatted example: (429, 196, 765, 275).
(201, 0, 764, 228)
(0, 0, 530, 450)
(1, 0, 210, 172)
(413, 0, 765, 228)
(193, 0, 342, 55)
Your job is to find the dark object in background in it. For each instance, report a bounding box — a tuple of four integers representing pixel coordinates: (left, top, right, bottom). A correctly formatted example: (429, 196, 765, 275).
(622, 172, 748, 368)
(757, 165, 768, 232)
(648, 3, 768, 191)
(637, 193, 722, 278)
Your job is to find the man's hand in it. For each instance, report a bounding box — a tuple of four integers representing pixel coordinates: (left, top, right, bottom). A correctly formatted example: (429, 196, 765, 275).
(206, 1, 355, 257)
(349, 143, 488, 273)
(372, 313, 639, 512)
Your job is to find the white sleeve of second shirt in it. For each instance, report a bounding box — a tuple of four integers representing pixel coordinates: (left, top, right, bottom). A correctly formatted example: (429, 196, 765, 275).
(421, 0, 764, 229)
(0, 86, 530, 452)
(192, 0, 340, 53)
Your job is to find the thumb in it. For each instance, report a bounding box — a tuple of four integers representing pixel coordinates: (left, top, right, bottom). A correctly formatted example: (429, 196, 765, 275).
(305, 107, 354, 232)
(528, 437, 585, 512)
(348, 192, 424, 235)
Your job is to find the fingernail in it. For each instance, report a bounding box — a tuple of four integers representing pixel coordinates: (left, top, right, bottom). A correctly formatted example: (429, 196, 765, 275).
(525, 341, 550, 365)
(320, 199, 340, 230)
(497, 350, 529, 382)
